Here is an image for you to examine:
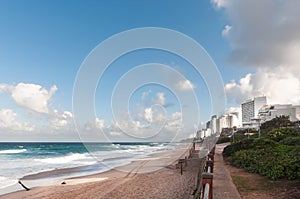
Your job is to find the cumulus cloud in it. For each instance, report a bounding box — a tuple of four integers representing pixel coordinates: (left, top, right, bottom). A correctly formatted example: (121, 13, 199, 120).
(143, 106, 165, 124)
(226, 68, 300, 105)
(97, 105, 182, 140)
(176, 80, 195, 91)
(221, 0, 300, 67)
(0, 109, 34, 131)
(211, 0, 227, 9)
(144, 107, 153, 123)
(107, 119, 147, 137)
(152, 92, 166, 106)
(225, 73, 253, 103)
(164, 112, 183, 131)
(0, 82, 76, 134)
(50, 110, 73, 129)
(83, 117, 106, 132)
(0, 84, 13, 92)
(215, 0, 300, 105)
(222, 25, 232, 37)
(0, 83, 57, 113)
(224, 107, 241, 114)
(95, 118, 105, 129)
(141, 89, 151, 100)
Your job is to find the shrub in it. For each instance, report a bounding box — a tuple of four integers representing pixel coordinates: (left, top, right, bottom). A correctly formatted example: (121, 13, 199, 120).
(260, 116, 292, 132)
(223, 138, 278, 157)
(230, 145, 300, 180)
(223, 139, 255, 157)
(279, 136, 300, 146)
(250, 138, 279, 149)
(216, 137, 231, 144)
(231, 129, 259, 142)
(224, 118, 300, 181)
(265, 128, 300, 142)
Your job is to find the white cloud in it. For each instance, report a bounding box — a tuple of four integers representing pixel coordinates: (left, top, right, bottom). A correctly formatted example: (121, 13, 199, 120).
(109, 119, 147, 136)
(211, 0, 227, 9)
(102, 108, 182, 140)
(0, 109, 34, 131)
(164, 112, 183, 131)
(144, 107, 153, 123)
(216, 1, 300, 105)
(83, 117, 106, 132)
(0, 83, 57, 113)
(220, 1, 300, 67)
(143, 106, 165, 124)
(152, 92, 166, 106)
(176, 80, 195, 91)
(141, 90, 151, 100)
(224, 107, 241, 114)
(0, 84, 13, 92)
(110, 131, 121, 136)
(95, 118, 105, 129)
(62, 111, 73, 118)
(222, 25, 232, 37)
(225, 73, 253, 103)
(50, 110, 73, 129)
(0, 82, 76, 133)
(226, 68, 300, 105)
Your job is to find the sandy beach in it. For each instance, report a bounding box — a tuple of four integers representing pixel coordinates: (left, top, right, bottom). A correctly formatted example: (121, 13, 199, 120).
(0, 145, 204, 199)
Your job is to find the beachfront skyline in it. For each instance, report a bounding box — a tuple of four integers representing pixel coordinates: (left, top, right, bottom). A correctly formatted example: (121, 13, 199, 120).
(1, 0, 300, 141)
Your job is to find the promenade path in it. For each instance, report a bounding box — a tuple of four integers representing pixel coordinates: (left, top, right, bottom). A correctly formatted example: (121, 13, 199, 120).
(213, 143, 241, 199)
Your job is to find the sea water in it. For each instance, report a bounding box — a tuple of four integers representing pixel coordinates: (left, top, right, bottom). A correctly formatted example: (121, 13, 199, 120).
(0, 142, 174, 194)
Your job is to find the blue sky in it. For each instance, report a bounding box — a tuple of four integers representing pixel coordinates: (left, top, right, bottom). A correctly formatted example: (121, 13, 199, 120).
(1, 0, 299, 141)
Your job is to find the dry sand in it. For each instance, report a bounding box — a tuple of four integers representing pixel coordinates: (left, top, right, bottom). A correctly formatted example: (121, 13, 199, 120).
(0, 145, 204, 199)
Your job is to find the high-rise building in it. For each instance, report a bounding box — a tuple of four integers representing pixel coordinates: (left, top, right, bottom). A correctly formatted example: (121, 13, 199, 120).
(206, 121, 211, 129)
(210, 115, 217, 134)
(214, 113, 241, 134)
(241, 96, 267, 127)
(216, 118, 220, 134)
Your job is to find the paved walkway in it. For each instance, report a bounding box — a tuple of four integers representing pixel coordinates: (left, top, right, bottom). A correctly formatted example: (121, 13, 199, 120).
(213, 143, 241, 199)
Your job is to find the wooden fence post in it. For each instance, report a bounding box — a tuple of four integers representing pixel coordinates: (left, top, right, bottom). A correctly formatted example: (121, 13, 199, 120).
(202, 172, 213, 199)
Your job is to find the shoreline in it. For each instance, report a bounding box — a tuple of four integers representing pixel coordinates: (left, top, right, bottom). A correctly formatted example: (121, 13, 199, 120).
(0, 143, 195, 198)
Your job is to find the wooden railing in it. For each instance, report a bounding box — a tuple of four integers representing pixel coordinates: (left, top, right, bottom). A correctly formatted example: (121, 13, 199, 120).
(176, 143, 195, 175)
(201, 146, 215, 199)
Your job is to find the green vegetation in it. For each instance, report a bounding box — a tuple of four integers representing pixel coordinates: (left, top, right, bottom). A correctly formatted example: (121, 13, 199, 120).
(260, 115, 293, 132)
(223, 116, 300, 180)
(280, 136, 300, 146)
(217, 128, 260, 145)
(216, 136, 230, 144)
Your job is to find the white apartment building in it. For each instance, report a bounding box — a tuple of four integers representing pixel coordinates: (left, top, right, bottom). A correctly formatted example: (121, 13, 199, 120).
(258, 104, 299, 122)
(196, 128, 212, 138)
(241, 96, 267, 127)
(210, 115, 217, 134)
(215, 112, 240, 133)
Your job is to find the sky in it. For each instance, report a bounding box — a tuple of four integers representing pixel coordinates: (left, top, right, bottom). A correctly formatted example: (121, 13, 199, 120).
(0, 0, 299, 142)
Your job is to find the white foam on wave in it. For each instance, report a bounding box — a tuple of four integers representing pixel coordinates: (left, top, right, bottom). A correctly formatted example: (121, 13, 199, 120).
(34, 153, 95, 164)
(0, 176, 17, 189)
(122, 144, 170, 154)
(112, 144, 120, 148)
(0, 149, 27, 154)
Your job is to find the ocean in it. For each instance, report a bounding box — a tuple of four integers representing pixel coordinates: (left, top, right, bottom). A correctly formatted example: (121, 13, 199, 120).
(0, 142, 176, 194)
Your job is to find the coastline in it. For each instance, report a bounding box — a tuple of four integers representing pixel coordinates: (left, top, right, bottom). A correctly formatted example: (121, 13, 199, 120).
(0, 143, 201, 198)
